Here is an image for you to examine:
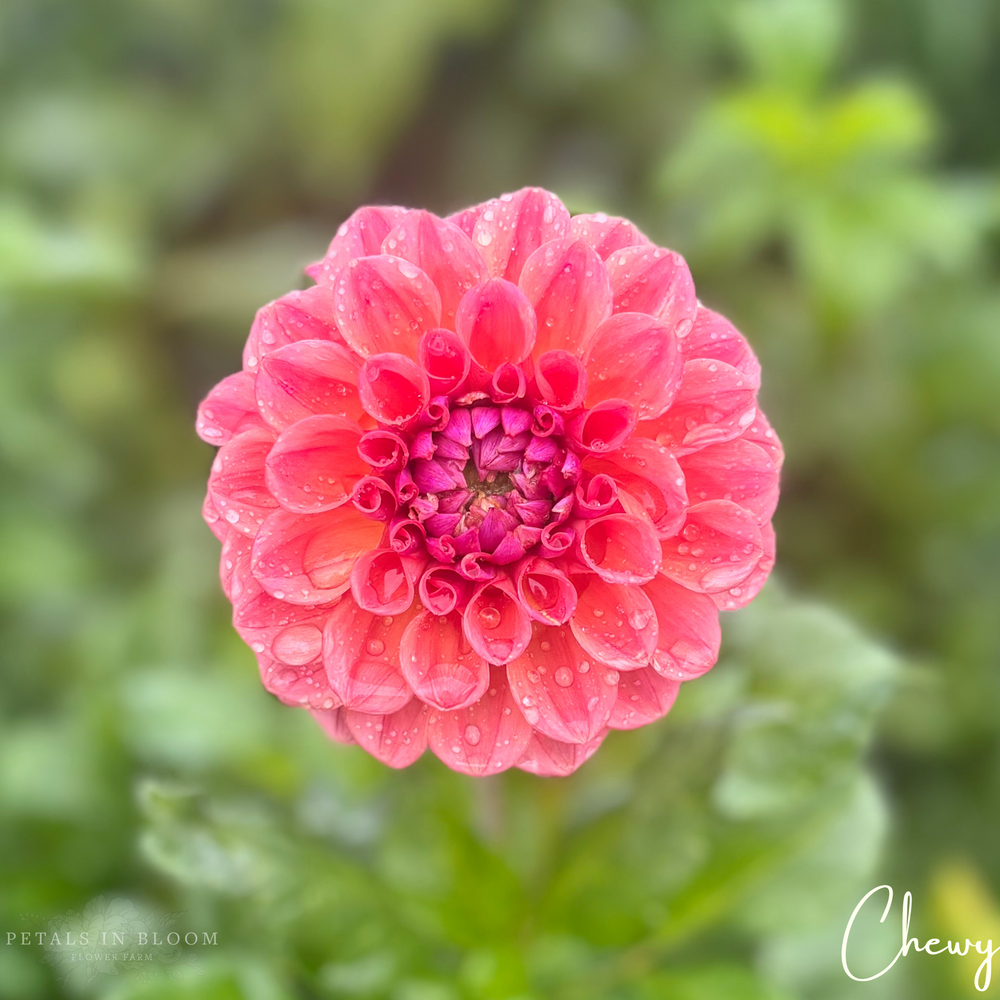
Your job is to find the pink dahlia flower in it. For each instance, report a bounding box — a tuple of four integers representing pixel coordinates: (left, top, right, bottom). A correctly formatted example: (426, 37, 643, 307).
(197, 188, 781, 776)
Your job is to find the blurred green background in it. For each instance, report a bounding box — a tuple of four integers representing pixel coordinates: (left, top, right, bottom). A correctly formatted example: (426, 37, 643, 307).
(2, 0, 999, 997)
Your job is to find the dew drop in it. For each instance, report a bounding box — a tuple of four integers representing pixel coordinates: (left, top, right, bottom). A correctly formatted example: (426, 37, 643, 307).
(554, 667, 574, 687)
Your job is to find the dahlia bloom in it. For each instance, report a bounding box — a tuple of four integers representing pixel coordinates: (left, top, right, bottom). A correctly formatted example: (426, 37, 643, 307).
(197, 188, 781, 776)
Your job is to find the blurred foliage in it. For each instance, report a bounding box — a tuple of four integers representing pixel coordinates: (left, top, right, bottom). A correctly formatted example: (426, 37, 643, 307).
(1, 0, 998, 998)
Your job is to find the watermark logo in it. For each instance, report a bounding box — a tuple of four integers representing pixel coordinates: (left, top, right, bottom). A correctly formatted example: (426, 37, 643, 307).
(8, 896, 217, 989)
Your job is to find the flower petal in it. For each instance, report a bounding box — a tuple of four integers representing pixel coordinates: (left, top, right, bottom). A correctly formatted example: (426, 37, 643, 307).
(515, 731, 605, 776)
(711, 520, 775, 611)
(350, 548, 415, 615)
(345, 698, 430, 769)
(570, 576, 658, 671)
(306, 205, 409, 284)
(584, 312, 682, 419)
(577, 513, 662, 585)
(309, 706, 354, 744)
(464, 579, 533, 665)
(605, 245, 696, 332)
(567, 399, 636, 455)
(567, 212, 650, 259)
(426, 665, 533, 775)
(659, 499, 763, 594)
(359, 352, 430, 427)
(455, 278, 537, 369)
(520, 238, 612, 357)
(418, 565, 472, 616)
(418, 328, 472, 395)
(208, 426, 278, 539)
(515, 557, 577, 625)
(607, 667, 680, 730)
(321, 597, 416, 714)
(255, 340, 364, 430)
(196, 371, 262, 444)
(383, 210, 487, 326)
(679, 437, 779, 524)
(400, 609, 490, 711)
(681, 305, 760, 390)
(333, 255, 442, 359)
(252, 505, 384, 605)
(742, 409, 784, 469)
(643, 574, 721, 680)
(507, 624, 616, 743)
(534, 350, 588, 411)
(244, 285, 342, 371)
(471, 187, 570, 282)
(640, 359, 757, 455)
(265, 414, 366, 513)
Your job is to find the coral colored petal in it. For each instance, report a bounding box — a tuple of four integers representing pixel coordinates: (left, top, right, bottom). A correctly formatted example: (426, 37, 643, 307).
(255, 340, 364, 430)
(516, 730, 606, 776)
(306, 205, 409, 284)
(643, 574, 721, 681)
(507, 624, 616, 743)
(309, 706, 354, 745)
(426, 665, 533, 775)
(567, 213, 650, 259)
(359, 353, 430, 427)
(679, 437, 780, 524)
(445, 204, 482, 238)
(471, 187, 570, 282)
(208, 426, 278, 539)
(742, 409, 784, 470)
(334, 255, 442, 359)
(584, 312, 682, 419)
(418, 329, 472, 395)
(350, 548, 415, 615)
(607, 667, 680, 730)
(345, 698, 430, 769)
(455, 278, 537, 369)
(464, 580, 533, 665)
(681, 305, 761, 390)
(640, 359, 757, 455)
(711, 520, 775, 611)
(418, 565, 472, 616)
(196, 371, 262, 444)
(400, 609, 490, 711)
(259, 653, 339, 710)
(520, 238, 612, 357)
(567, 399, 636, 455)
(243, 285, 344, 372)
(577, 513, 662, 585)
(659, 500, 764, 594)
(265, 414, 366, 513)
(203, 488, 227, 541)
(605, 245, 696, 332)
(570, 576, 658, 671)
(220, 529, 254, 603)
(321, 597, 416, 713)
(251, 506, 384, 605)
(534, 350, 588, 411)
(383, 210, 487, 327)
(515, 557, 577, 625)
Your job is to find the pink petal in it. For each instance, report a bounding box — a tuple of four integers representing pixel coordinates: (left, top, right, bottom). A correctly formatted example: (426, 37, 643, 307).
(255, 340, 364, 431)
(516, 730, 606, 776)
(659, 500, 764, 594)
(309, 706, 354, 745)
(445, 203, 482, 238)
(577, 513, 662, 585)
(454, 278, 537, 369)
(470, 187, 570, 282)
(345, 698, 430, 769)
(203, 488, 227, 541)
(515, 557, 577, 625)
(607, 667, 680, 730)
(383, 210, 487, 327)
(196, 371, 262, 444)
(333, 255, 441, 359)
(643, 574, 721, 680)
(400, 609, 490, 711)
(570, 576, 658, 671)
(679, 437, 779, 524)
(259, 653, 339, 710)
(584, 312, 682, 420)
(359, 352, 430, 427)
(251, 505, 384, 604)
(350, 548, 415, 615)
(351, 476, 397, 521)
(208, 426, 278, 539)
(357, 429, 409, 471)
(305, 205, 409, 284)
(490, 363, 527, 403)
(426, 665, 533, 775)
(520, 238, 612, 357)
(243, 285, 342, 371)
(321, 597, 416, 714)
(220, 528, 253, 602)
(507, 624, 617, 743)
(605, 245, 696, 332)
(584, 436, 688, 538)
(567, 399, 636, 455)
(534, 350, 588, 411)
(264, 414, 366, 513)
(741, 409, 784, 470)
(567, 212, 651, 259)
(418, 329, 472, 395)
(574, 474, 619, 519)
(640, 359, 757, 455)
(418, 565, 472, 616)
(711, 520, 775, 611)
(681, 305, 761, 390)
(464, 579, 533, 665)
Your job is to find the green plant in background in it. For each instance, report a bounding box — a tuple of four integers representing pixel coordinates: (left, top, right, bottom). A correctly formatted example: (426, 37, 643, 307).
(0, 0, 998, 998)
